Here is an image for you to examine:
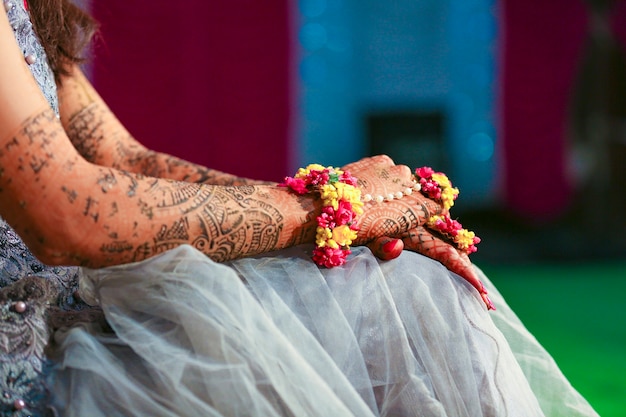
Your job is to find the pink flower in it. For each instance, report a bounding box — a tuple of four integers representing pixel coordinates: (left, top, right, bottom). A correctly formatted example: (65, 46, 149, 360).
(312, 246, 349, 268)
(317, 206, 337, 228)
(281, 177, 308, 194)
(415, 166, 435, 179)
(308, 169, 330, 186)
(437, 215, 463, 235)
(339, 171, 358, 187)
(420, 179, 442, 200)
(334, 200, 355, 225)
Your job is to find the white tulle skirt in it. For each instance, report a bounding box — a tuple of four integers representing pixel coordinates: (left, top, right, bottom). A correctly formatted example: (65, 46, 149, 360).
(48, 245, 598, 417)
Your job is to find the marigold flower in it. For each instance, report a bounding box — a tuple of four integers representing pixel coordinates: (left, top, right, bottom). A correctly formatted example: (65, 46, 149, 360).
(331, 225, 357, 247)
(431, 172, 452, 188)
(315, 226, 333, 247)
(320, 184, 339, 208)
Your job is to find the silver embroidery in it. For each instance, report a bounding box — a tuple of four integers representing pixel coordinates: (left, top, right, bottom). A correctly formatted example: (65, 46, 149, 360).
(1, 3, 81, 416)
(5, 0, 59, 114)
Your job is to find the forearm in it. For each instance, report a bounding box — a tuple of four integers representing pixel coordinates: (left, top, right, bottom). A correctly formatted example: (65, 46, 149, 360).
(58, 68, 271, 185)
(47, 174, 316, 267)
(1, 109, 318, 267)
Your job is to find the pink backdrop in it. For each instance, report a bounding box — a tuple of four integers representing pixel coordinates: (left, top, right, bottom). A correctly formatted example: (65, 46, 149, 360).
(499, 0, 587, 221)
(500, 0, 626, 221)
(91, 0, 293, 182)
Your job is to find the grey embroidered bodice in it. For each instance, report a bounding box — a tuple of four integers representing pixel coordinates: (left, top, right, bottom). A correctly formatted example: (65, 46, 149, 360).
(1, 0, 79, 306)
(1, 1, 83, 415)
(4, 0, 59, 114)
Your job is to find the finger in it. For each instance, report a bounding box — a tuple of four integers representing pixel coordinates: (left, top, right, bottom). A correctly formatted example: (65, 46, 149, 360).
(367, 236, 404, 260)
(342, 155, 393, 172)
(401, 226, 495, 310)
(389, 163, 412, 180)
(369, 154, 395, 165)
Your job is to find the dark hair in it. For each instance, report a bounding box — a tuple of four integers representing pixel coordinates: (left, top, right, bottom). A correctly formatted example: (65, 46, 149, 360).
(28, 0, 98, 83)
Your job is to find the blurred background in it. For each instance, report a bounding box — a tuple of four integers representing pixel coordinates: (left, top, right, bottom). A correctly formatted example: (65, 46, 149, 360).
(86, 0, 625, 414)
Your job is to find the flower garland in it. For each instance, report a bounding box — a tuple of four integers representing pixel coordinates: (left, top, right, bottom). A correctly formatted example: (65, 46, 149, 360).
(281, 164, 363, 268)
(415, 166, 459, 210)
(415, 166, 481, 254)
(282, 163, 480, 267)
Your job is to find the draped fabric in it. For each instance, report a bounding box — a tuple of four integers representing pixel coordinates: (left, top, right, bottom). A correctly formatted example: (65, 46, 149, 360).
(91, 0, 294, 181)
(48, 245, 598, 417)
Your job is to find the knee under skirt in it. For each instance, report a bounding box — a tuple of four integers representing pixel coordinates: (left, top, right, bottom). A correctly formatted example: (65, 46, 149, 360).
(47, 245, 598, 417)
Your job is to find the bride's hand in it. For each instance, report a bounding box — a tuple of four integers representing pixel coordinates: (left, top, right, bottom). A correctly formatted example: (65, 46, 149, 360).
(402, 226, 494, 310)
(341, 155, 443, 244)
(342, 156, 494, 310)
(364, 227, 494, 310)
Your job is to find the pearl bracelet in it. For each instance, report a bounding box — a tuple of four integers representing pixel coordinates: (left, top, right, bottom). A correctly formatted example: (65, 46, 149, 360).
(361, 180, 422, 203)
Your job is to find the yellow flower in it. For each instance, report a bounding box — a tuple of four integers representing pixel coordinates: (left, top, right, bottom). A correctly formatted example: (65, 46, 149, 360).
(334, 182, 358, 201)
(427, 215, 443, 227)
(441, 187, 459, 210)
(455, 229, 476, 250)
(331, 225, 357, 247)
(333, 183, 364, 214)
(307, 163, 326, 172)
(320, 184, 339, 209)
(315, 226, 333, 247)
(431, 173, 451, 188)
(295, 167, 310, 179)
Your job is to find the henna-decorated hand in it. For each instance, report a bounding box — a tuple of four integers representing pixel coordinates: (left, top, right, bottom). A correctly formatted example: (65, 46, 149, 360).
(340, 155, 444, 243)
(365, 228, 494, 310)
(403, 226, 494, 309)
(342, 156, 494, 310)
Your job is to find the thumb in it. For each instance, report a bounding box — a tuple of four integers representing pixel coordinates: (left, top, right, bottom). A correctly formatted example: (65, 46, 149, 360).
(367, 236, 404, 260)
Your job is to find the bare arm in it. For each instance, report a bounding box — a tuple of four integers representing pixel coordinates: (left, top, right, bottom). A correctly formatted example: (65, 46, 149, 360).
(0, 108, 318, 267)
(56, 66, 271, 186)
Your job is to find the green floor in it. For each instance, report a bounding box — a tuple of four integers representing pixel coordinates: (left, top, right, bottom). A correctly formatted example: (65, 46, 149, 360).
(482, 261, 626, 417)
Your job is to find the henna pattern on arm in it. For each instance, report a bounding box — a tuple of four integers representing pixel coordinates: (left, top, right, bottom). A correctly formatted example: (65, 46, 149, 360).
(125, 183, 285, 263)
(1, 109, 315, 267)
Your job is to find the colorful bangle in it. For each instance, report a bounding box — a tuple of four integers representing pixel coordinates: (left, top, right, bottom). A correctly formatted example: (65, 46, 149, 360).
(281, 164, 363, 268)
(415, 166, 481, 254)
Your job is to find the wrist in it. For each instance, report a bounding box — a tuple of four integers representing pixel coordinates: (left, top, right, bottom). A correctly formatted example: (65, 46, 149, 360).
(280, 165, 362, 267)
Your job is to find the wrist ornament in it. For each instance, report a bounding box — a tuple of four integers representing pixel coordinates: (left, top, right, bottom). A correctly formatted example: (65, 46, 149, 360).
(281, 164, 363, 268)
(414, 167, 481, 254)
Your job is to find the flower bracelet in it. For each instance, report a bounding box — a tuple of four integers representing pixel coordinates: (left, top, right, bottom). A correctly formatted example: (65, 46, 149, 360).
(414, 167, 481, 254)
(281, 164, 480, 267)
(281, 164, 363, 267)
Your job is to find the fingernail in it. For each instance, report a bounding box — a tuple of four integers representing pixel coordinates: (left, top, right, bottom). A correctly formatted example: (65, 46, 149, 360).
(382, 238, 403, 259)
(482, 294, 496, 311)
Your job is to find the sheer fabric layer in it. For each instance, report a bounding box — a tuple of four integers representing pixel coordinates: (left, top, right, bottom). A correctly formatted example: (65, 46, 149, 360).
(49, 245, 598, 417)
